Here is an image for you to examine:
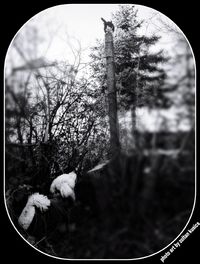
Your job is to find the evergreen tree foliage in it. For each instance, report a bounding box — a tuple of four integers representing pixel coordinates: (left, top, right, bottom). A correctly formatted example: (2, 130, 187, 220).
(90, 5, 171, 116)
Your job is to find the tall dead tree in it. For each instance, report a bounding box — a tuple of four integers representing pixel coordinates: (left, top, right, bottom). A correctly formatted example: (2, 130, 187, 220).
(102, 18, 120, 157)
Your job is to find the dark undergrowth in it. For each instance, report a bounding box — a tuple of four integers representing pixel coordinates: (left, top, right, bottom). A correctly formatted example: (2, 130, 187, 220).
(5, 132, 195, 259)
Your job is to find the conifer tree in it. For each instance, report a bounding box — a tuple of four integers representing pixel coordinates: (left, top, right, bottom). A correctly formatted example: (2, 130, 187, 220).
(90, 5, 170, 139)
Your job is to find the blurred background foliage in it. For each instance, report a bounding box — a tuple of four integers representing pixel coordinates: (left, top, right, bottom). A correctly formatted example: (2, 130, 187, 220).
(5, 4, 195, 259)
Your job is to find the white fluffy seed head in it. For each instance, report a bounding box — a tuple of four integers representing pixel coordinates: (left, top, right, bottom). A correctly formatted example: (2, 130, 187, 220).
(60, 182, 76, 200)
(27, 193, 51, 211)
(50, 172, 77, 199)
(18, 193, 51, 230)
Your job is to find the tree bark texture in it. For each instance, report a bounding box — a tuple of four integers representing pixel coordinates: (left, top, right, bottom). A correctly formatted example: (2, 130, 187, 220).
(105, 31, 120, 157)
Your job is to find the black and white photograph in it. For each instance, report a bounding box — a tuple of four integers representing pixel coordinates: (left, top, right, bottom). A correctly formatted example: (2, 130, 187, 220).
(4, 3, 196, 260)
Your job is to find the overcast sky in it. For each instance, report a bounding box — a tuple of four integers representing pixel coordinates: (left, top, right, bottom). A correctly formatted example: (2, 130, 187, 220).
(5, 4, 193, 132)
(7, 4, 182, 67)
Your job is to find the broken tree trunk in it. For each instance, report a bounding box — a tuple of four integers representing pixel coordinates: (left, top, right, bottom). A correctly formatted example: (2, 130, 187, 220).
(104, 30, 120, 157)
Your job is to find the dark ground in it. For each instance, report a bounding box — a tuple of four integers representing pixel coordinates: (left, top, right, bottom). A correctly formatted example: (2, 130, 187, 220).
(5, 131, 195, 259)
